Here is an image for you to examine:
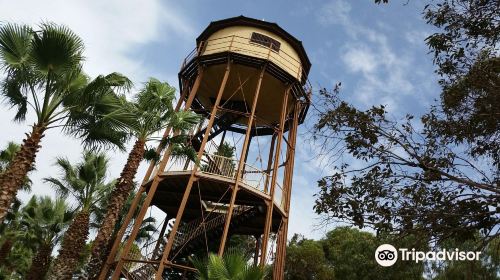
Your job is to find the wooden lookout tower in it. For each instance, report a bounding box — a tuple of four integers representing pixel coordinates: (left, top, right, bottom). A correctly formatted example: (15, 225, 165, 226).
(103, 15, 311, 280)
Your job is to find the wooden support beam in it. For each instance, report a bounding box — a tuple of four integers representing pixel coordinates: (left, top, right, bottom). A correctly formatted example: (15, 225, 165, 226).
(217, 66, 266, 256)
(260, 87, 290, 266)
(273, 101, 301, 279)
(153, 61, 232, 279)
(264, 133, 277, 193)
(109, 68, 204, 280)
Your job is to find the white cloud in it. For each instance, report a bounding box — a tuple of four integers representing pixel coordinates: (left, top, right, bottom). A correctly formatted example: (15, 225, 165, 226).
(0, 0, 195, 82)
(342, 45, 378, 74)
(317, 0, 352, 26)
(405, 30, 431, 46)
(0, 0, 194, 210)
(317, 0, 415, 111)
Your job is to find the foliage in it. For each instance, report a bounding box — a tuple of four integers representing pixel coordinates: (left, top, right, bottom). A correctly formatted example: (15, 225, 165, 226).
(91, 188, 157, 240)
(0, 22, 129, 142)
(103, 78, 200, 147)
(43, 151, 115, 214)
(0, 200, 31, 279)
(21, 195, 72, 251)
(285, 235, 334, 279)
(312, 0, 499, 245)
(284, 227, 424, 280)
(431, 234, 500, 279)
(422, 0, 500, 168)
(0, 142, 31, 192)
(192, 248, 266, 280)
(0, 142, 21, 173)
(0, 244, 33, 279)
(313, 88, 498, 242)
(228, 235, 256, 261)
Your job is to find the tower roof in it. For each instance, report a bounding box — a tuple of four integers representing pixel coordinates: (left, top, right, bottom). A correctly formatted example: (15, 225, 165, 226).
(196, 15, 311, 75)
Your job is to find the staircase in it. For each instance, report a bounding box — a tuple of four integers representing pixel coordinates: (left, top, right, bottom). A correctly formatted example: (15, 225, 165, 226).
(123, 206, 259, 279)
(190, 101, 246, 152)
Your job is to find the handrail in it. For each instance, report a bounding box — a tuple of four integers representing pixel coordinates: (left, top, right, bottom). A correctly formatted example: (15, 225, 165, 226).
(181, 34, 311, 88)
(166, 152, 285, 207)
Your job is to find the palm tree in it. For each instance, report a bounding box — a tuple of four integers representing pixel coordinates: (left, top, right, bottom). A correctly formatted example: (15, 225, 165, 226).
(44, 151, 115, 280)
(192, 249, 266, 280)
(0, 199, 22, 267)
(0, 142, 21, 172)
(0, 142, 32, 192)
(0, 241, 32, 279)
(0, 23, 131, 222)
(20, 195, 72, 280)
(86, 78, 199, 278)
(93, 189, 158, 245)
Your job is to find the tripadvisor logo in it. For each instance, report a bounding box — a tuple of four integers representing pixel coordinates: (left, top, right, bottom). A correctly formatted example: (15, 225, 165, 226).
(375, 244, 398, 267)
(375, 244, 482, 267)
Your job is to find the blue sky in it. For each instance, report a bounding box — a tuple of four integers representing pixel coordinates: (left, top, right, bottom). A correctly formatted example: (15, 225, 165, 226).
(0, 0, 441, 239)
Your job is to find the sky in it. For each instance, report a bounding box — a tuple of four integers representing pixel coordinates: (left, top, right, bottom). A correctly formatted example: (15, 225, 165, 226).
(0, 0, 440, 240)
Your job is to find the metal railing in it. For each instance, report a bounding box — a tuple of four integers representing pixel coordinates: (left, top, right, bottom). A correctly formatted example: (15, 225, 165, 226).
(181, 34, 312, 92)
(200, 153, 266, 192)
(166, 152, 285, 207)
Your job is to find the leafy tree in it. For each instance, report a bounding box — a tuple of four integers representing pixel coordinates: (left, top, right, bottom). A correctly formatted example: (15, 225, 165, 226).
(323, 227, 425, 280)
(20, 196, 72, 280)
(432, 235, 500, 280)
(227, 235, 257, 262)
(312, 89, 498, 243)
(192, 248, 266, 280)
(284, 234, 334, 280)
(44, 151, 114, 279)
(284, 227, 425, 280)
(422, 0, 500, 168)
(0, 22, 131, 222)
(312, 0, 499, 247)
(86, 78, 199, 278)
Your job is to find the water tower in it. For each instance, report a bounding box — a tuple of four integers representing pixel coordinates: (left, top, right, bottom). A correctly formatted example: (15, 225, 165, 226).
(103, 16, 311, 280)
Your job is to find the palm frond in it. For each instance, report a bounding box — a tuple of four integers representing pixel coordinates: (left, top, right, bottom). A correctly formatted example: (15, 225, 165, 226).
(0, 141, 20, 164)
(207, 253, 229, 279)
(103, 72, 133, 92)
(30, 22, 84, 76)
(0, 23, 32, 71)
(65, 83, 132, 150)
(43, 177, 71, 198)
(191, 255, 210, 280)
(169, 110, 201, 132)
(20, 195, 71, 247)
(191, 248, 264, 280)
(170, 144, 198, 164)
(223, 247, 248, 278)
(44, 151, 113, 216)
(1, 74, 29, 121)
(143, 147, 160, 163)
(136, 78, 175, 112)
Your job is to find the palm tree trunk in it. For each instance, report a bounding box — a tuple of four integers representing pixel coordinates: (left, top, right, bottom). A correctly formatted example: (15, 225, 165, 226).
(86, 139, 145, 279)
(0, 125, 45, 222)
(48, 210, 90, 280)
(26, 243, 53, 280)
(0, 238, 13, 265)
